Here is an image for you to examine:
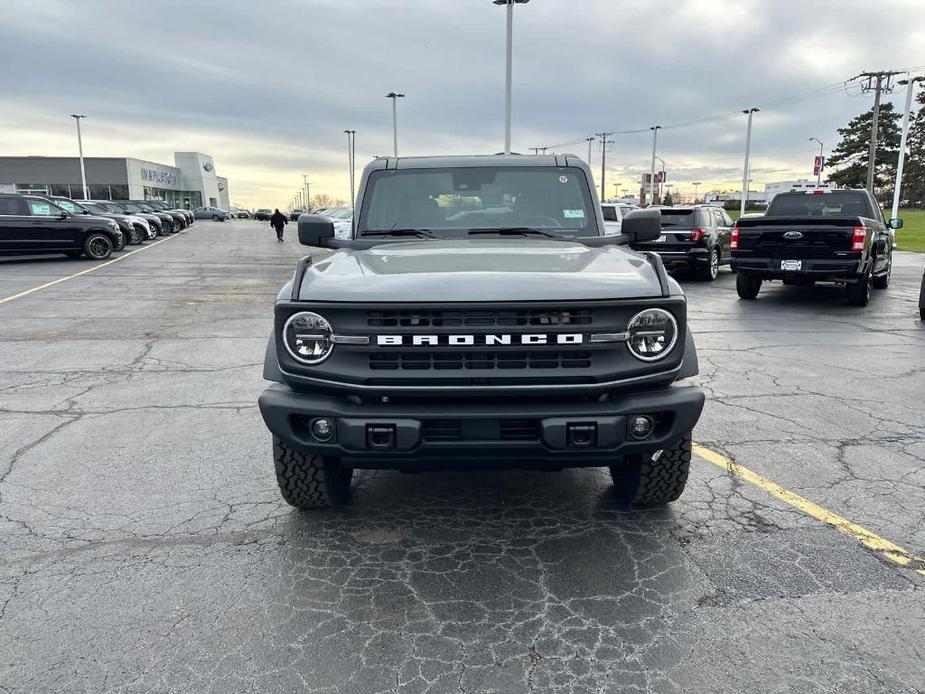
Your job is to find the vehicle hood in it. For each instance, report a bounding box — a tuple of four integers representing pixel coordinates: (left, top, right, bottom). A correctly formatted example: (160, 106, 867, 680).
(297, 239, 664, 302)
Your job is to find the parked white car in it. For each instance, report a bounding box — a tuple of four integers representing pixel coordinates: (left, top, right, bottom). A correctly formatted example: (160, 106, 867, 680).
(601, 203, 640, 235)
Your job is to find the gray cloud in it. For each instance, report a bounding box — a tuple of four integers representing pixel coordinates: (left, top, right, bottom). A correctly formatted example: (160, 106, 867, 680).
(1, 0, 923, 205)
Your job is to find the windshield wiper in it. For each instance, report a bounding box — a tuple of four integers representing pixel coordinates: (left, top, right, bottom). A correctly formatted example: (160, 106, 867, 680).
(468, 227, 557, 238)
(361, 229, 436, 239)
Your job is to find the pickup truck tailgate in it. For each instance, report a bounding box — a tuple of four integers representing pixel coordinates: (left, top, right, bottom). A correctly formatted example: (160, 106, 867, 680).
(736, 216, 859, 258)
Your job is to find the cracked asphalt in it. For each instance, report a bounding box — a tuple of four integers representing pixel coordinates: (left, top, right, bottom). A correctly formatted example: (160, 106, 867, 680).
(1, 221, 923, 693)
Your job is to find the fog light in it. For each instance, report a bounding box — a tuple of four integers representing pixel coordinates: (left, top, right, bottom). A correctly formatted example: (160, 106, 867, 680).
(311, 418, 335, 442)
(629, 415, 654, 440)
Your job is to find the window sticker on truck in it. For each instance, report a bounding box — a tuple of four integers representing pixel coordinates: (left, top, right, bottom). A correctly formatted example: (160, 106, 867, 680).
(563, 209, 585, 219)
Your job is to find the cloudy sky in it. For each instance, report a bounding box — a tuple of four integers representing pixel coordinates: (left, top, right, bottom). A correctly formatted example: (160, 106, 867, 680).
(1, 0, 923, 208)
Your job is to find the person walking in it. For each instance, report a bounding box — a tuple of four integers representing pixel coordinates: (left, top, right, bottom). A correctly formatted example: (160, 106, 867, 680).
(270, 209, 288, 242)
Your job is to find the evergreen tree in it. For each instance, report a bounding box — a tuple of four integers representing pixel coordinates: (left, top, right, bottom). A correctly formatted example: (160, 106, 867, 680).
(901, 87, 925, 206)
(826, 103, 901, 199)
(662, 190, 674, 206)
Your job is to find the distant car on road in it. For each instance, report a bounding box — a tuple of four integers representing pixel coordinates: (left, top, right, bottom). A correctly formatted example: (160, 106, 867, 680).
(0, 193, 123, 260)
(231, 207, 250, 219)
(290, 209, 304, 222)
(254, 209, 272, 221)
(194, 206, 229, 221)
(630, 205, 734, 281)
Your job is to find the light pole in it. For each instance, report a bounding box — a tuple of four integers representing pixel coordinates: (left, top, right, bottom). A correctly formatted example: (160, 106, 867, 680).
(648, 125, 661, 206)
(891, 77, 923, 223)
(809, 137, 824, 188)
(70, 114, 89, 200)
(692, 181, 701, 203)
(585, 136, 595, 166)
(493, 0, 529, 155)
(386, 93, 404, 157)
(302, 174, 311, 212)
(740, 108, 759, 217)
(344, 130, 356, 205)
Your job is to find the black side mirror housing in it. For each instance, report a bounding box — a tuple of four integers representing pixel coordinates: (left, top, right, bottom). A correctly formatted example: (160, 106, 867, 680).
(622, 208, 662, 243)
(298, 214, 335, 247)
(889, 218, 903, 230)
(59, 211, 70, 219)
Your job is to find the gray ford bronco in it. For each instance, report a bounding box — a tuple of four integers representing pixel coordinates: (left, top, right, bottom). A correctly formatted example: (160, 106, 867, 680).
(258, 154, 705, 509)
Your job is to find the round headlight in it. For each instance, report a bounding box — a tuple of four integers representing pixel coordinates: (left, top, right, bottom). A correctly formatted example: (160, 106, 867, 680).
(283, 312, 334, 365)
(626, 308, 678, 361)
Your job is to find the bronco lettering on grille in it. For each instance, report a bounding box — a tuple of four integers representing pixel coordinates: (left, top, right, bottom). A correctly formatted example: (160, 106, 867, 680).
(376, 334, 584, 346)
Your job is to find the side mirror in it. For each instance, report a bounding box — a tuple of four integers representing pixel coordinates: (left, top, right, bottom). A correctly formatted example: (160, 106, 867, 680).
(889, 218, 903, 230)
(621, 208, 661, 243)
(298, 214, 336, 247)
(59, 211, 70, 219)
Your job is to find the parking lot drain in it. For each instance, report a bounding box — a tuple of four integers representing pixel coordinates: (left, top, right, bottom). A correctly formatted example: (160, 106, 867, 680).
(694, 443, 925, 577)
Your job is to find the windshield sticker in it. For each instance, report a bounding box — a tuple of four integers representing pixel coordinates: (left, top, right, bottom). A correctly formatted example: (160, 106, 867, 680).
(563, 209, 585, 219)
(559, 175, 569, 184)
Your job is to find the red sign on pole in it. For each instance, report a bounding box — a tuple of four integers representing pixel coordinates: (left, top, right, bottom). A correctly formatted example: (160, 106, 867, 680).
(813, 155, 822, 176)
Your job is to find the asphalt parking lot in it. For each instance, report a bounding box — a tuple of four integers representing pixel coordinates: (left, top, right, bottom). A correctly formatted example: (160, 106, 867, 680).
(1, 220, 923, 693)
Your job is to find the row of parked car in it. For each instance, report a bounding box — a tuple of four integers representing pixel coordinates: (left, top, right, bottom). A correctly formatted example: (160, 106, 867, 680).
(0, 192, 195, 260)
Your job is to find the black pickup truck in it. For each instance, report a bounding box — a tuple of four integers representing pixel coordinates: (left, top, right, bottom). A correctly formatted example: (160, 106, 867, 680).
(731, 189, 901, 306)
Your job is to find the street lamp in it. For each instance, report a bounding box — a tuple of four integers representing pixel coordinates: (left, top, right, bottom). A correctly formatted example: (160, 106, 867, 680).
(70, 114, 89, 200)
(585, 136, 595, 166)
(891, 77, 923, 222)
(386, 92, 404, 157)
(302, 174, 311, 212)
(654, 155, 666, 203)
(344, 130, 356, 205)
(648, 125, 661, 206)
(493, 0, 530, 155)
(740, 108, 759, 216)
(809, 137, 824, 188)
(692, 181, 701, 203)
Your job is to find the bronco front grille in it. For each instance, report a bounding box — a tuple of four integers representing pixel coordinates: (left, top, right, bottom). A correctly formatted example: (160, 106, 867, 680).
(368, 351, 594, 371)
(367, 308, 593, 328)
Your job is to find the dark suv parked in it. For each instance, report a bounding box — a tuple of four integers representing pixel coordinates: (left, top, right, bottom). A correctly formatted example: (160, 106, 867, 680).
(90, 201, 161, 238)
(46, 196, 142, 246)
(0, 193, 123, 260)
(117, 201, 178, 234)
(630, 205, 734, 281)
(132, 200, 192, 228)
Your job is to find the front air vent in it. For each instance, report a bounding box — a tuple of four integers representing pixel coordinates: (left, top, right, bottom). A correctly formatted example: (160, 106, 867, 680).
(368, 351, 593, 371)
(367, 308, 592, 328)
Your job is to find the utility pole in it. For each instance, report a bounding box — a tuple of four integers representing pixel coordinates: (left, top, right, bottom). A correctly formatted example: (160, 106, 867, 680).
(859, 71, 902, 194)
(595, 132, 613, 202)
(692, 181, 701, 203)
(70, 114, 89, 200)
(302, 174, 310, 212)
(386, 92, 404, 157)
(740, 108, 759, 217)
(648, 125, 661, 206)
(809, 137, 824, 188)
(892, 76, 923, 222)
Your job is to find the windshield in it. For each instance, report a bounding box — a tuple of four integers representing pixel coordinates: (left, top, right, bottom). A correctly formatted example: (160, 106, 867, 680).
(83, 202, 106, 214)
(602, 206, 619, 221)
(358, 166, 597, 237)
(102, 202, 127, 213)
(769, 192, 871, 218)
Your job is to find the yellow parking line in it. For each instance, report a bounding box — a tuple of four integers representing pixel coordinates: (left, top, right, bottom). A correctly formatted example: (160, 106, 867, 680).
(0, 234, 178, 306)
(694, 443, 925, 577)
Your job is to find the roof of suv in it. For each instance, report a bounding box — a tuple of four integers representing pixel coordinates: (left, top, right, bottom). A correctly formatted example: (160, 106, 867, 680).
(370, 154, 579, 170)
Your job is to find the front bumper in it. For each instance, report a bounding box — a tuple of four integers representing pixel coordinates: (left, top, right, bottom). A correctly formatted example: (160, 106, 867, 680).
(258, 384, 705, 468)
(731, 255, 864, 279)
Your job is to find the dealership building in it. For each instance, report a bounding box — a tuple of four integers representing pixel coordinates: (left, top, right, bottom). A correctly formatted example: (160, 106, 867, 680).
(0, 152, 230, 210)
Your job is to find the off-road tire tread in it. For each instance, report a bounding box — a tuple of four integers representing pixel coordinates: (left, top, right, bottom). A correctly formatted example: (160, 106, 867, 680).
(610, 433, 692, 507)
(273, 436, 351, 509)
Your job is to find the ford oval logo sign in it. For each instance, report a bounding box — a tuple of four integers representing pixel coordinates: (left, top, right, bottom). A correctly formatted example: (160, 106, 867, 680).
(783, 231, 804, 240)
(203, 162, 213, 172)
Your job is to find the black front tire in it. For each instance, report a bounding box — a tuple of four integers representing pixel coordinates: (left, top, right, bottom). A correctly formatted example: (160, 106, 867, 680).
(736, 272, 761, 299)
(609, 433, 692, 507)
(273, 437, 353, 509)
(212, 215, 220, 221)
(82, 232, 113, 260)
(847, 271, 871, 306)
